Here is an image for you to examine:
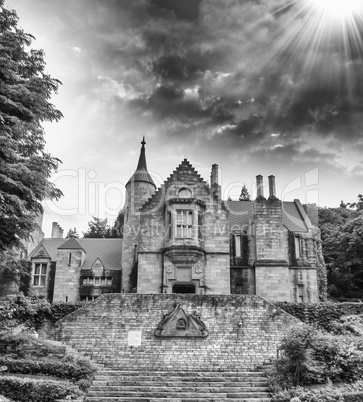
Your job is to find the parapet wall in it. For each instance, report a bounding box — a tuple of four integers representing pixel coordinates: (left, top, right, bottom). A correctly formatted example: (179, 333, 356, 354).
(55, 293, 301, 371)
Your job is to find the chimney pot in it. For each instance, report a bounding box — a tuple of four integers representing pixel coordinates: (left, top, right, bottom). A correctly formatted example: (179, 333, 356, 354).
(210, 164, 218, 186)
(256, 175, 264, 198)
(268, 175, 276, 198)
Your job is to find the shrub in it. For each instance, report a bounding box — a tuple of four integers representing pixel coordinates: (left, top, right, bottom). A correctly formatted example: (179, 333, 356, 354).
(0, 376, 82, 402)
(0, 356, 96, 382)
(275, 325, 363, 387)
(0, 294, 51, 330)
(50, 302, 81, 322)
(272, 381, 363, 402)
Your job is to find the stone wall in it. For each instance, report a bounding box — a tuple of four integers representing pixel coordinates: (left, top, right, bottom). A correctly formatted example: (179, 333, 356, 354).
(55, 293, 301, 371)
(53, 249, 84, 303)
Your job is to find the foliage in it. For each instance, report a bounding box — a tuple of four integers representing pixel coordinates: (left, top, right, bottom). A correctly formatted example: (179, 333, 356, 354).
(0, 296, 81, 332)
(0, 294, 51, 332)
(0, 249, 29, 283)
(273, 325, 363, 389)
(318, 197, 363, 298)
(0, 0, 63, 251)
(50, 302, 81, 322)
(109, 207, 124, 238)
(0, 375, 82, 402)
(0, 355, 96, 383)
(239, 185, 251, 201)
(65, 227, 79, 238)
(83, 216, 110, 238)
(272, 381, 363, 402)
(275, 302, 343, 333)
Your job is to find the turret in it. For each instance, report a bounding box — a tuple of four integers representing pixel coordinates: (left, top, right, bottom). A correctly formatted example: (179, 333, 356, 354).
(121, 138, 156, 292)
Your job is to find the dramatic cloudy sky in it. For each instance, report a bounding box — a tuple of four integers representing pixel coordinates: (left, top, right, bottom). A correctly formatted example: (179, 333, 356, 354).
(7, 0, 363, 236)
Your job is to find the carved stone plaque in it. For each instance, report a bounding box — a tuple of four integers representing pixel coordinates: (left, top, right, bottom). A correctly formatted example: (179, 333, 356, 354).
(155, 304, 208, 338)
(128, 330, 142, 347)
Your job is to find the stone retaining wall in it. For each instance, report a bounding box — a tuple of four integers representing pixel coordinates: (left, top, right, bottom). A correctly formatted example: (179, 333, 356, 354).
(54, 293, 301, 371)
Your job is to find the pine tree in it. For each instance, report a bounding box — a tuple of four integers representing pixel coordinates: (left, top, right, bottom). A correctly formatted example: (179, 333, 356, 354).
(239, 185, 251, 201)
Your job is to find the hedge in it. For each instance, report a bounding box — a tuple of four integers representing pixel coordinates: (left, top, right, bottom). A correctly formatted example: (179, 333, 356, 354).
(274, 302, 363, 332)
(0, 376, 82, 402)
(0, 356, 96, 382)
(50, 303, 82, 322)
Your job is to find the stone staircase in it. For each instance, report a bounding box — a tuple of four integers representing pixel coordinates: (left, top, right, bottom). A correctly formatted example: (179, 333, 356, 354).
(85, 369, 272, 402)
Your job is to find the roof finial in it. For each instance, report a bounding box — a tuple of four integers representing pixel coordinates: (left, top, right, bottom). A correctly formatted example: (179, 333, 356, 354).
(141, 136, 146, 148)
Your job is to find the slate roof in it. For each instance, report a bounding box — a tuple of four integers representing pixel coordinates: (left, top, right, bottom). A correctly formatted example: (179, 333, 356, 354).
(30, 238, 123, 270)
(58, 237, 85, 251)
(226, 200, 309, 233)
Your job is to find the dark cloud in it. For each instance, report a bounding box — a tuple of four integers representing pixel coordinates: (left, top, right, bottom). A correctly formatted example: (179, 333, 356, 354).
(21, 0, 363, 150)
(150, 0, 202, 21)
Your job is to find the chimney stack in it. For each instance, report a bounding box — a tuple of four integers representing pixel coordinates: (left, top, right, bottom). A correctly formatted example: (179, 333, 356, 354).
(268, 175, 276, 199)
(256, 175, 264, 198)
(210, 164, 218, 186)
(51, 222, 63, 239)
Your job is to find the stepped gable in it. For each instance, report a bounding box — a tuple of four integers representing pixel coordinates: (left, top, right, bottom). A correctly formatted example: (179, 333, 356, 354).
(140, 159, 208, 213)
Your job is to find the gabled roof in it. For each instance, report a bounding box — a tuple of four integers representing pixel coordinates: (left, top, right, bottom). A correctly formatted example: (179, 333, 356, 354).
(30, 238, 122, 270)
(226, 199, 310, 233)
(58, 237, 85, 251)
(30, 243, 52, 259)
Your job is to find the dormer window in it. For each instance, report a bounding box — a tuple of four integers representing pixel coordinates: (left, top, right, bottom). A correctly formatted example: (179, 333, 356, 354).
(178, 188, 192, 198)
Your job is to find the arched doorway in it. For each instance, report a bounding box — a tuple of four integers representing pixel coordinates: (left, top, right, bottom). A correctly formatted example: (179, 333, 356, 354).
(172, 283, 196, 294)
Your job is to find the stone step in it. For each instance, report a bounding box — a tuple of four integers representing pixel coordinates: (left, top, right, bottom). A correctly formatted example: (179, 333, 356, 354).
(88, 393, 271, 398)
(85, 370, 272, 402)
(85, 398, 272, 402)
(93, 381, 268, 387)
(88, 385, 269, 393)
(95, 370, 267, 377)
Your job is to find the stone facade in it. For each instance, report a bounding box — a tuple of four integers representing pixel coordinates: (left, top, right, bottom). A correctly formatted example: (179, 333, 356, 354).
(27, 139, 324, 303)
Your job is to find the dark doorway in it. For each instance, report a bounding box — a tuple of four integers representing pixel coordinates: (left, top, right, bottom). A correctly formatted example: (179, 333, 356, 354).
(172, 284, 195, 294)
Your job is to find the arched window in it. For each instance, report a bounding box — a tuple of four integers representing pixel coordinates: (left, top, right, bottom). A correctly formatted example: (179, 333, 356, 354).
(178, 188, 192, 198)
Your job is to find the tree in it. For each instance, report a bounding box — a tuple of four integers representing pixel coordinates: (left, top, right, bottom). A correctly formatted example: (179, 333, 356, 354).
(0, 249, 30, 295)
(239, 185, 251, 201)
(108, 208, 124, 238)
(66, 227, 79, 238)
(83, 217, 109, 238)
(0, 1, 63, 251)
(318, 197, 363, 298)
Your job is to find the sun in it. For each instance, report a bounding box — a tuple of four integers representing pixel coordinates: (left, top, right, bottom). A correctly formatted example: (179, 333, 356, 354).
(306, 0, 363, 18)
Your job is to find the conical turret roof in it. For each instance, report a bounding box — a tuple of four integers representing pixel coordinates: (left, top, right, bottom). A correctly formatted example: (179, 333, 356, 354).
(126, 137, 156, 187)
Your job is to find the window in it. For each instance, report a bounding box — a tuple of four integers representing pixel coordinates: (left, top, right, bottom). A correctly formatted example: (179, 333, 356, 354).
(68, 253, 72, 265)
(33, 263, 47, 286)
(235, 234, 241, 257)
(178, 188, 192, 198)
(198, 212, 203, 240)
(297, 284, 304, 303)
(80, 296, 99, 303)
(294, 237, 301, 259)
(167, 211, 172, 238)
(176, 210, 193, 238)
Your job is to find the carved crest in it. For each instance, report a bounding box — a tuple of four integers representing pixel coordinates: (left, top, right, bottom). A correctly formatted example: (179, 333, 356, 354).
(155, 304, 208, 338)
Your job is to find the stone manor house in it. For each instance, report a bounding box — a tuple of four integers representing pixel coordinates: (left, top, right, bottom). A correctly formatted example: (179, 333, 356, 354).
(29, 139, 324, 304)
